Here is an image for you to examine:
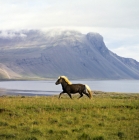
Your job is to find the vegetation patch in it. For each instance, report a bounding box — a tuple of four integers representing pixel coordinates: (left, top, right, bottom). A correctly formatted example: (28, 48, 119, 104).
(0, 93, 139, 140)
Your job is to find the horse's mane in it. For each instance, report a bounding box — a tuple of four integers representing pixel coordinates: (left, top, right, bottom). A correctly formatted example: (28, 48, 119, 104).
(59, 76, 72, 85)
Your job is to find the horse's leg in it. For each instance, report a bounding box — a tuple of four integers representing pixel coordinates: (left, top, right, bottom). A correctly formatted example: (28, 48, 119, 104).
(78, 92, 83, 99)
(59, 92, 64, 99)
(83, 91, 90, 98)
(67, 92, 72, 99)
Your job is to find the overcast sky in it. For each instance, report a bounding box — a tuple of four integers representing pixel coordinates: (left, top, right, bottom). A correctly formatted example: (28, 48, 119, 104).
(0, 0, 139, 61)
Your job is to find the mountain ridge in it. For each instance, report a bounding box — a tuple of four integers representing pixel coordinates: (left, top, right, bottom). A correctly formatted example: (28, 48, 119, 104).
(0, 29, 139, 80)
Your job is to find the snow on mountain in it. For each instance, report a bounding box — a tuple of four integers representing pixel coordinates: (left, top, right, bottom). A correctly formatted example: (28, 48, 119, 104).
(0, 29, 139, 79)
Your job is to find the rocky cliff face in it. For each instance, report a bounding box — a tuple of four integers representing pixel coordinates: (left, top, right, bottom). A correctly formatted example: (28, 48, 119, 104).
(0, 29, 139, 79)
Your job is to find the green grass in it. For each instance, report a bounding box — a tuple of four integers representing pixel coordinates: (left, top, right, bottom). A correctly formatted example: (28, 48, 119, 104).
(0, 92, 139, 140)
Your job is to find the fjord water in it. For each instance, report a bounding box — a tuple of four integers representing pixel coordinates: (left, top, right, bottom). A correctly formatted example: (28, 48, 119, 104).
(0, 80, 139, 96)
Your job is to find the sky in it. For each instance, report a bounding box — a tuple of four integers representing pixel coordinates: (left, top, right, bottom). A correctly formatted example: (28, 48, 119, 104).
(0, 0, 139, 61)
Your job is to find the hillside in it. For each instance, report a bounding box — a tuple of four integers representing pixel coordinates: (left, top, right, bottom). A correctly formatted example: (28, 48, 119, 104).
(0, 29, 139, 79)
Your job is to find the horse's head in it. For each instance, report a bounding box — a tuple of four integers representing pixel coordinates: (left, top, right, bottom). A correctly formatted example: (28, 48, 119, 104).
(55, 77, 63, 85)
(55, 76, 72, 85)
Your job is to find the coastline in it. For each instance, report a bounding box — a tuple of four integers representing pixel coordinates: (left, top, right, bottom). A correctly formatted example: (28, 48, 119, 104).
(0, 88, 54, 96)
(0, 88, 139, 97)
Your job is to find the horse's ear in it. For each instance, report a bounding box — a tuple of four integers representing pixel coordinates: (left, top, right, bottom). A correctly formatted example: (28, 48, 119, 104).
(58, 76, 61, 80)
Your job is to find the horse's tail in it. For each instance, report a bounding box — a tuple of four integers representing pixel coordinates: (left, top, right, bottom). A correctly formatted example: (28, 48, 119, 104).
(85, 84, 92, 99)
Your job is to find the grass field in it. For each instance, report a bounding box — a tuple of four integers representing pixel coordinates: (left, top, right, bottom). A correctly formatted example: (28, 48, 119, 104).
(0, 92, 139, 140)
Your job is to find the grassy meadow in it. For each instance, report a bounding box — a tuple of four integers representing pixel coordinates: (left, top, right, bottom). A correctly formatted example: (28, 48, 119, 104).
(0, 92, 139, 140)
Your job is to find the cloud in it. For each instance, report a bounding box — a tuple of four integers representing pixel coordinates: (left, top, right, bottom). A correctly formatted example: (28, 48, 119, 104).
(0, 30, 27, 38)
(0, 0, 139, 30)
(112, 45, 139, 62)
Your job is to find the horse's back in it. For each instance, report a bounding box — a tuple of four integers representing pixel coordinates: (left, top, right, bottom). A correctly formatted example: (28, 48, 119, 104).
(66, 84, 85, 93)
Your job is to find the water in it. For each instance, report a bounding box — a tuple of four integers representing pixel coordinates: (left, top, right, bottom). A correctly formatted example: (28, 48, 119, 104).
(0, 80, 139, 96)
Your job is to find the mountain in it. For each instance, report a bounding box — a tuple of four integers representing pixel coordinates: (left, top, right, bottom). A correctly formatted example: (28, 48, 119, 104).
(0, 29, 139, 80)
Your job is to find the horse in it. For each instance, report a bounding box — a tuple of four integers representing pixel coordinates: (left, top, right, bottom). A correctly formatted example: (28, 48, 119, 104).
(55, 76, 92, 99)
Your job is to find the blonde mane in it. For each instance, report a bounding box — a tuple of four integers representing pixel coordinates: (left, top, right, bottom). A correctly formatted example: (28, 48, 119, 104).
(59, 76, 72, 85)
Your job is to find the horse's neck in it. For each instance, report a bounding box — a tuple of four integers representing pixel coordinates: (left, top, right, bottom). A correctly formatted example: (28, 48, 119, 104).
(61, 80, 68, 90)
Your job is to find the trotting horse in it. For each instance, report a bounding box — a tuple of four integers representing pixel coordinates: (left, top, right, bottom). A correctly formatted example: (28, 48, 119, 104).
(55, 76, 92, 99)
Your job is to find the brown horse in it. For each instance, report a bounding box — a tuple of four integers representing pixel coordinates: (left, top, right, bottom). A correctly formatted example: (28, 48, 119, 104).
(55, 76, 92, 99)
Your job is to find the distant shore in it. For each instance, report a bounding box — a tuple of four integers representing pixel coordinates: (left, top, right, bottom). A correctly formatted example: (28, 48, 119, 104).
(0, 88, 138, 97)
(0, 88, 53, 96)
